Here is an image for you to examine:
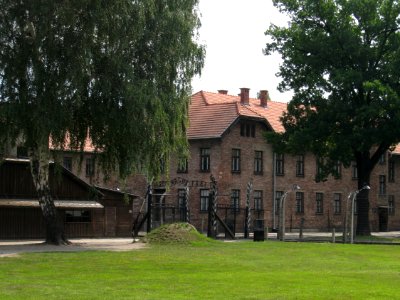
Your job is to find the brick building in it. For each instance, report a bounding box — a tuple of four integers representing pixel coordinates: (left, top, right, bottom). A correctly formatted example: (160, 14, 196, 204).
(4, 88, 400, 235)
(156, 88, 400, 234)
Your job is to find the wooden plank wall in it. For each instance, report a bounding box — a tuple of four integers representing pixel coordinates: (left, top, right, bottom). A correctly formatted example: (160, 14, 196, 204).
(0, 207, 45, 239)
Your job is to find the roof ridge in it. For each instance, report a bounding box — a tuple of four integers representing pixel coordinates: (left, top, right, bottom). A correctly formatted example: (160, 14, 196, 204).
(200, 90, 288, 105)
(201, 90, 238, 97)
(241, 103, 266, 119)
(206, 102, 237, 107)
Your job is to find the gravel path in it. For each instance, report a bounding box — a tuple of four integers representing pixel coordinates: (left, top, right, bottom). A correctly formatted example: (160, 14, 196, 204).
(0, 238, 147, 257)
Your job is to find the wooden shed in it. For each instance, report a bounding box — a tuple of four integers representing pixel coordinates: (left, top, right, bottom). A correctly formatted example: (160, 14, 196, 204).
(0, 159, 137, 239)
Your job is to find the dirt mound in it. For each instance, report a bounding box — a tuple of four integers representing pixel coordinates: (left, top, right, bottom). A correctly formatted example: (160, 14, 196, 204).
(144, 223, 211, 244)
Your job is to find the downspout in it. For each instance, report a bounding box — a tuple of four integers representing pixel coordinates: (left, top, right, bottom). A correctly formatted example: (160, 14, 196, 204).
(272, 152, 277, 229)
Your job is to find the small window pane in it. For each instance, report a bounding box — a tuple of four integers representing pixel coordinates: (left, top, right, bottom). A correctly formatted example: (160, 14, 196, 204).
(276, 154, 284, 176)
(231, 149, 241, 172)
(254, 151, 263, 174)
(63, 157, 72, 171)
(200, 148, 210, 172)
(254, 190, 263, 211)
(231, 189, 240, 212)
(65, 210, 91, 223)
(296, 155, 304, 177)
(200, 189, 209, 212)
(316, 193, 323, 214)
(295, 192, 304, 213)
(334, 193, 341, 214)
(85, 158, 95, 177)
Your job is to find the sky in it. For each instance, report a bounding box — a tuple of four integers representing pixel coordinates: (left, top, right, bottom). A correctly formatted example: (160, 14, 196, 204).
(191, 0, 293, 102)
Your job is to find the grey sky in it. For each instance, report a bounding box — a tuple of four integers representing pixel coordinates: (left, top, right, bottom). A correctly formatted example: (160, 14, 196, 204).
(191, 0, 292, 102)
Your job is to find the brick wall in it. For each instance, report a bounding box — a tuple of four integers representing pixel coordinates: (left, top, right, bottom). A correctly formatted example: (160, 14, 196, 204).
(21, 120, 397, 234)
(164, 118, 400, 233)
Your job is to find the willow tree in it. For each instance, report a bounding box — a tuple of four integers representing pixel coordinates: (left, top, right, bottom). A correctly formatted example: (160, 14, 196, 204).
(0, 0, 204, 244)
(265, 0, 400, 235)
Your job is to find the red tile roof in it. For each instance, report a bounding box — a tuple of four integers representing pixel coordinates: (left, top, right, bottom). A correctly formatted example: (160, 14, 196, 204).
(49, 135, 97, 153)
(187, 90, 287, 139)
(49, 90, 287, 150)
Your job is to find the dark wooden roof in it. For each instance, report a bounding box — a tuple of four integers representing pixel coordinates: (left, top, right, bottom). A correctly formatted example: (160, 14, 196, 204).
(0, 159, 101, 201)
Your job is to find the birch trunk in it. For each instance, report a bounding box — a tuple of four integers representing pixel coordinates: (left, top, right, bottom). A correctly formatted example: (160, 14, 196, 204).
(29, 140, 68, 245)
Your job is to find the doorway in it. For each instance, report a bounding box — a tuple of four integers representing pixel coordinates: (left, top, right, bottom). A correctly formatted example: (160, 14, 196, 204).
(378, 207, 388, 232)
(152, 188, 166, 227)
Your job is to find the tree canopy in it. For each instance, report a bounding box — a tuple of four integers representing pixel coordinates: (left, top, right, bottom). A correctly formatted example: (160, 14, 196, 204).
(265, 0, 400, 235)
(0, 0, 204, 243)
(0, 0, 204, 178)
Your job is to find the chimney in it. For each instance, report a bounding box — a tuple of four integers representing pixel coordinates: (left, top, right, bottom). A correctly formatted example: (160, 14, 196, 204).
(240, 88, 250, 105)
(218, 90, 228, 95)
(259, 90, 270, 107)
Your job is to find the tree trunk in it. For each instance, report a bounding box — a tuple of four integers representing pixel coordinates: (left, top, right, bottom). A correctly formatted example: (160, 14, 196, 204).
(356, 173, 371, 236)
(29, 140, 69, 245)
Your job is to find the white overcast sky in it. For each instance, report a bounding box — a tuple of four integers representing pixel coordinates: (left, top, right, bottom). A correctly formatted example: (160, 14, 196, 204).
(191, 0, 293, 102)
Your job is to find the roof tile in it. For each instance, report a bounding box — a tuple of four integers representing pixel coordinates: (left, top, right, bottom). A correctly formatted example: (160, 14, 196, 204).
(187, 91, 287, 139)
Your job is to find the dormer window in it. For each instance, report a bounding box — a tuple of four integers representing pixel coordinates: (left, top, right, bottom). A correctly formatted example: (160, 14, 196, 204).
(240, 122, 255, 137)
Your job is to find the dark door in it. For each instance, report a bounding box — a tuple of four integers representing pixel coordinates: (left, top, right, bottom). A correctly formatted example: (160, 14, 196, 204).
(378, 207, 388, 232)
(152, 188, 166, 227)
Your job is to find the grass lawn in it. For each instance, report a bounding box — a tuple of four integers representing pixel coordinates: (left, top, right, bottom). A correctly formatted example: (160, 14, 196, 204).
(0, 241, 399, 299)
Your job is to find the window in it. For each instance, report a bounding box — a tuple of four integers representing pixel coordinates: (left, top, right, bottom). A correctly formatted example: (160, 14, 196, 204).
(379, 175, 386, 195)
(231, 149, 241, 173)
(295, 192, 304, 213)
(379, 153, 386, 165)
(334, 161, 342, 179)
(17, 146, 28, 158)
(63, 156, 72, 171)
(200, 189, 209, 212)
(178, 189, 186, 208)
(231, 189, 240, 212)
(65, 210, 91, 223)
(251, 124, 255, 137)
(177, 158, 188, 173)
(296, 155, 304, 177)
(316, 193, 323, 214)
(200, 148, 210, 172)
(316, 157, 323, 179)
(276, 153, 284, 176)
(352, 162, 358, 180)
(85, 157, 95, 177)
(254, 151, 263, 175)
(389, 160, 395, 182)
(240, 122, 255, 137)
(333, 193, 341, 214)
(388, 195, 395, 215)
(254, 190, 263, 211)
(275, 191, 283, 215)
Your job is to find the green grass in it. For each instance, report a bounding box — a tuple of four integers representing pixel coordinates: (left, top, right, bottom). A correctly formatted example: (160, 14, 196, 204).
(1, 241, 400, 299)
(355, 235, 400, 243)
